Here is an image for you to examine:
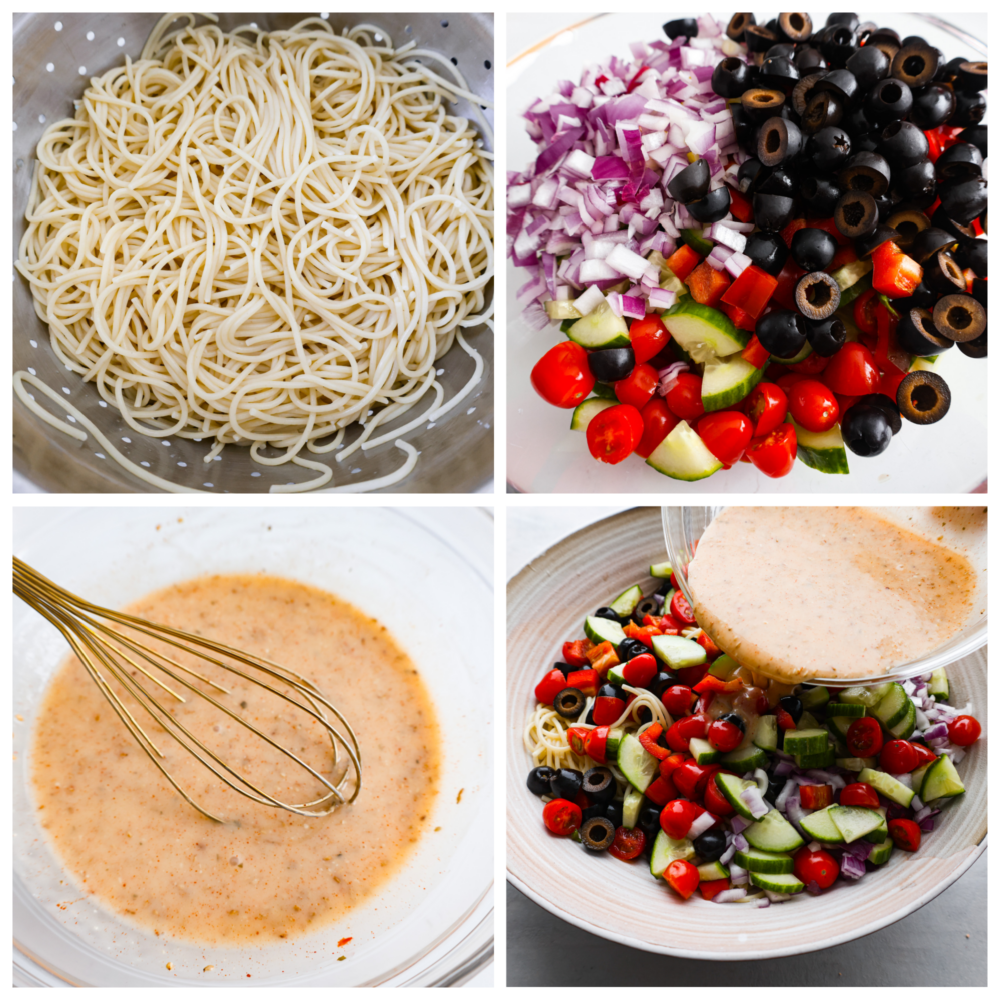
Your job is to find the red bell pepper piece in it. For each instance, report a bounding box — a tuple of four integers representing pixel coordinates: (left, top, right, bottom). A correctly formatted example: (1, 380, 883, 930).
(772, 258, 807, 310)
(829, 244, 858, 270)
(638, 722, 671, 760)
(562, 639, 593, 666)
(534, 669, 567, 706)
(693, 674, 744, 694)
(585, 639, 620, 677)
(699, 878, 732, 901)
(685, 260, 732, 308)
(644, 613, 683, 633)
(721, 264, 778, 319)
(873, 299, 909, 399)
(676, 663, 710, 686)
(776, 706, 797, 731)
(780, 218, 808, 248)
(583, 725, 609, 763)
(659, 753, 687, 779)
(665, 243, 702, 281)
(727, 184, 753, 222)
(624, 621, 662, 648)
(741, 333, 770, 369)
(722, 300, 757, 332)
(871, 240, 922, 298)
(799, 784, 833, 810)
(644, 774, 677, 806)
(566, 668, 599, 698)
(696, 631, 722, 660)
(566, 726, 590, 755)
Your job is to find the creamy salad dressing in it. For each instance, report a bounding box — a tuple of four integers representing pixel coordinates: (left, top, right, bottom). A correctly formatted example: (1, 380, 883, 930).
(688, 507, 978, 683)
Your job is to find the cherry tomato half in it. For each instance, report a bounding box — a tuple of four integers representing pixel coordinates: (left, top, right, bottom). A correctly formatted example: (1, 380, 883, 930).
(746, 422, 797, 478)
(853, 288, 879, 336)
(664, 858, 700, 899)
(665, 373, 704, 422)
(665, 714, 709, 752)
(673, 761, 710, 799)
(697, 410, 753, 466)
(660, 799, 703, 840)
(635, 396, 680, 458)
(621, 652, 658, 688)
(608, 825, 646, 861)
(707, 718, 743, 753)
(704, 773, 735, 816)
(670, 590, 697, 625)
(586, 403, 644, 464)
(629, 314, 670, 364)
(745, 382, 788, 437)
(909, 741, 940, 765)
(879, 739, 919, 774)
(846, 716, 884, 758)
(793, 846, 840, 889)
(839, 781, 880, 808)
(542, 798, 582, 836)
(822, 342, 880, 395)
(530, 341, 595, 407)
(888, 818, 922, 852)
(786, 351, 830, 376)
(788, 379, 839, 433)
(662, 685, 696, 716)
(947, 715, 982, 746)
(615, 362, 658, 409)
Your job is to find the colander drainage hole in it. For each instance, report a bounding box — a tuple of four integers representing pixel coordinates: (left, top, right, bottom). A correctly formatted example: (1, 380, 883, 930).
(441, 20, 448, 27)
(203, 482, 214, 488)
(78, 66, 87, 75)
(321, 12, 329, 19)
(485, 60, 491, 69)
(61, 387, 70, 395)
(121, 437, 131, 443)
(251, 471, 261, 477)
(98, 400, 107, 407)
(117, 37, 125, 47)
(46, 63, 54, 72)
(87, 31, 95, 41)
(27, 367, 36, 375)
(54, 20, 63, 31)
(177, 462, 187, 468)
(141, 461, 150, 467)
(451, 57, 458, 65)
(38, 114, 45, 123)
(95, 453, 106, 459)
(12, 122, 17, 131)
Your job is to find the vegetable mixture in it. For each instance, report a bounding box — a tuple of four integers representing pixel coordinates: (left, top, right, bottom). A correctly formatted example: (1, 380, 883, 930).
(524, 566, 981, 905)
(510, 14, 987, 480)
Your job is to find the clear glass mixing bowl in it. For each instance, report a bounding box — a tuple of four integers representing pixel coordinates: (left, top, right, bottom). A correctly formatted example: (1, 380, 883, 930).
(663, 505, 987, 687)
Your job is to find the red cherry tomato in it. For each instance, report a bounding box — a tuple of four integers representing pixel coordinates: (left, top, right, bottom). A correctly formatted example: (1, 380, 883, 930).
(745, 382, 788, 437)
(888, 818, 922, 852)
(664, 858, 700, 899)
(793, 847, 840, 889)
(635, 396, 680, 458)
(583, 726, 609, 763)
(704, 773, 735, 816)
(746, 422, 797, 478)
(707, 718, 744, 753)
(670, 590, 697, 625)
(775, 371, 808, 393)
(665, 372, 704, 422)
(608, 825, 646, 861)
(530, 341, 596, 407)
(839, 781, 880, 808)
(776, 706, 797, 731)
(823, 342, 880, 395)
(786, 351, 830, 375)
(834, 393, 861, 422)
(846, 716, 884, 757)
(615, 362, 659, 409)
(697, 410, 754, 466)
(593, 695, 625, 725)
(947, 714, 982, 746)
(586, 403, 644, 464)
(788, 379, 839, 432)
(673, 761, 710, 799)
(542, 798, 582, 836)
(621, 652, 658, 688)
(659, 799, 703, 840)
(879, 739, 920, 774)
(665, 714, 709, 752)
(629, 314, 670, 364)
(662, 685, 696, 716)
(675, 663, 710, 686)
(799, 784, 833, 810)
(910, 741, 940, 765)
(853, 288, 879, 335)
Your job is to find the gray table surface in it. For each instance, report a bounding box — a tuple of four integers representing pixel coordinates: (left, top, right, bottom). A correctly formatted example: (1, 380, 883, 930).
(506, 507, 986, 987)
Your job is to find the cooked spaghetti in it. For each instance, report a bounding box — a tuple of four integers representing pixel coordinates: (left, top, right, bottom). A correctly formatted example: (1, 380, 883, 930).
(15, 13, 493, 492)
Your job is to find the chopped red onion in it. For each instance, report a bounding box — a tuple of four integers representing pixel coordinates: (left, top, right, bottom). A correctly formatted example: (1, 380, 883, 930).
(621, 295, 646, 319)
(714, 218, 755, 233)
(688, 810, 717, 840)
(724, 252, 752, 278)
(706, 245, 735, 271)
(739, 785, 770, 819)
(713, 888, 748, 904)
(805, 880, 823, 896)
(784, 795, 809, 837)
(764, 890, 791, 903)
(729, 864, 748, 884)
(606, 291, 624, 318)
(804, 769, 847, 790)
(647, 287, 677, 310)
(753, 768, 769, 795)
(840, 853, 868, 880)
(656, 359, 688, 395)
(579, 259, 619, 283)
(729, 814, 751, 835)
(732, 832, 749, 852)
(573, 285, 605, 316)
(719, 842, 736, 866)
(807, 841, 821, 852)
(606, 243, 657, 282)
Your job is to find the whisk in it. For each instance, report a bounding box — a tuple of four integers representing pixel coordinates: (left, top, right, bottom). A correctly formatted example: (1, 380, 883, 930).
(14, 557, 362, 823)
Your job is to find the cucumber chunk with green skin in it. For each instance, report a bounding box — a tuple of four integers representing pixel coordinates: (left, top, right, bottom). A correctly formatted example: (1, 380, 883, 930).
(752, 714, 778, 752)
(871, 682, 910, 729)
(798, 711, 821, 731)
(606, 665, 627, 686)
(715, 773, 760, 820)
(622, 786, 644, 829)
(829, 805, 885, 843)
(750, 871, 805, 894)
(735, 847, 794, 874)
(859, 767, 915, 807)
(920, 754, 965, 801)
(793, 418, 850, 475)
(743, 809, 804, 853)
(662, 298, 750, 363)
(651, 633, 707, 670)
(566, 300, 631, 349)
(839, 684, 892, 708)
(584, 615, 626, 647)
(650, 829, 695, 878)
(773, 340, 813, 365)
(869, 838, 894, 864)
(827, 715, 854, 740)
(702, 352, 766, 412)
(865, 807, 888, 844)
(835, 756, 877, 772)
(547, 299, 583, 321)
(799, 686, 830, 711)
(799, 806, 844, 844)
(886, 698, 916, 741)
(826, 702, 866, 718)
(609, 584, 644, 617)
(681, 227, 715, 256)
(910, 760, 934, 797)
(721, 744, 769, 773)
(559, 318, 576, 335)
(837, 271, 872, 309)
(689, 737, 720, 765)
(928, 668, 950, 701)
(831, 258, 873, 292)
(783, 728, 830, 756)
(570, 397, 616, 431)
(646, 420, 723, 481)
(708, 653, 740, 679)
(589, 381, 620, 400)
(697, 860, 729, 881)
(794, 746, 836, 769)
(650, 561, 673, 579)
(617, 733, 658, 793)
(605, 728, 625, 763)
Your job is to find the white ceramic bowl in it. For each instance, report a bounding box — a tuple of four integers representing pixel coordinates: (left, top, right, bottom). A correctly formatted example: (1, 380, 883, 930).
(506, 13, 987, 493)
(14, 507, 493, 986)
(507, 507, 986, 959)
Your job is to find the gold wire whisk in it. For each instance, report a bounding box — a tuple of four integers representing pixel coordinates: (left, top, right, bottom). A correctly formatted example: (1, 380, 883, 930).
(14, 557, 361, 823)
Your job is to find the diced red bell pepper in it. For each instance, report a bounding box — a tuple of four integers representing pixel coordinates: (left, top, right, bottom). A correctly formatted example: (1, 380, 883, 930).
(700, 877, 732, 901)
(693, 674, 744, 694)
(685, 260, 732, 308)
(566, 668, 599, 698)
(534, 669, 567, 706)
(871, 240, 922, 298)
(562, 639, 594, 666)
(727, 185, 754, 223)
(659, 753, 687, 779)
(644, 613, 683, 633)
(853, 288, 879, 335)
(644, 773, 677, 806)
(624, 621, 662, 648)
(593, 695, 625, 725)
(722, 300, 758, 332)
(696, 631, 722, 660)
(638, 722, 671, 760)
(586, 639, 620, 677)
(873, 299, 909, 399)
(780, 218, 808, 249)
(772, 258, 807, 310)
(583, 725, 609, 763)
(721, 264, 778, 319)
(566, 726, 590, 755)
(741, 333, 770, 369)
(665, 242, 702, 282)
(799, 784, 834, 810)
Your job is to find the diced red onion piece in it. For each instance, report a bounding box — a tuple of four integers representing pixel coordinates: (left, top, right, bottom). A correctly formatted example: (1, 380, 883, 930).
(724, 252, 751, 278)
(579, 259, 619, 283)
(706, 245, 735, 270)
(713, 888, 747, 904)
(606, 291, 624, 318)
(648, 287, 677, 310)
(621, 295, 646, 320)
(573, 285, 605, 317)
(606, 243, 656, 282)
(687, 810, 717, 840)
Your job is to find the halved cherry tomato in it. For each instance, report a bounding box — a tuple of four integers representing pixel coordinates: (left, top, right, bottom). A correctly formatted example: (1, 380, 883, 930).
(659, 799, 703, 840)
(879, 739, 919, 774)
(662, 685, 696, 716)
(586, 403, 644, 464)
(697, 411, 753, 466)
(775, 371, 808, 393)
(628, 314, 670, 364)
(644, 773, 678, 806)
(608, 825, 646, 861)
(746, 422, 797, 478)
(745, 382, 788, 437)
(673, 761, 710, 799)
(699, 877, 732, 901)
(793, 846, 839, 889)
(846, 716, 884, 757)
(593, 695, 625, 725)
(670, 590, 697, 626)
(665, 858, 701, 900)
(531, 341, 595, 407)
(788, 379, 839, 433)
(799, 783, 833, 810)
(853, 288, 879, 336)
(659, 753, 687, 780)
(823, 342, 880, 395)
(542, 798, 582, 836)
(621, 652, 658, 688)
(566, 726, 590, 756)
(888, 818, 922, 852)
(583, 726, 609, 763)
(635, 396, 680, 458)
(665, 372, 705, 422)
(839, 782, 880, 808)
(786, 351, 830, 376)
(562, 640, 593, 666)
(707, 718, 743, 753)
(534, 669, 567, 706)
(615, 362, 658, 409)
(704, 774, 735, 816)
(665, 714, 709, 752)
(947, 715, 982, 746)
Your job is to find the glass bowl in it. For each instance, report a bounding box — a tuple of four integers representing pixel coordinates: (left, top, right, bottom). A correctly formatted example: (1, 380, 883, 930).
(663, 505, 987, 687)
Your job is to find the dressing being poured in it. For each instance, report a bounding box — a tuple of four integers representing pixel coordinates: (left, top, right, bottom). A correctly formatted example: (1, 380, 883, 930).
(687, 506, 982, 683)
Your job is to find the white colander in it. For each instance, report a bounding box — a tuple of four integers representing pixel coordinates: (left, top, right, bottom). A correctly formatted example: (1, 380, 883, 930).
(12, 12, 494, 493)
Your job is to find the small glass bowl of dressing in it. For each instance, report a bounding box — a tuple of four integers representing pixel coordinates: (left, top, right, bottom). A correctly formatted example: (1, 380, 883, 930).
(663, 505, 987, 688)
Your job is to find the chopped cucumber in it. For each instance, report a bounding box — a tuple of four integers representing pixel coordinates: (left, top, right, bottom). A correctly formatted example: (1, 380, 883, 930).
(869, 839, 894, 864)
(871, 682, 910, 729)
(798, 710, 821, 731)
(651, 634, 706, 671)
(928, 668, 950, 701)
(606, 664, 627, 686)
(570, 397, 616, 431)
(909, 354, 940, 372)
(773, 340, 813, 365)
(793, 418, 850, 475)
(910, 760, 935, 797)
(886, 698, 917, 740)
(605, 728, 625, 763)
(920, 754, 965, 801)
(799, 686, 830, 711)
(734, 847, 794, 874)
(799, 806, 844, 844)
(590, 381, 619, 400)
(617, 733, 658, 793)
(609, 584, 644, 617)
(622, 787, 644, 829)
(708, 653, 740, 679)
(829, 805, 885, 843)
(835, 756, 877, 772)
(720, 744, 769, 773)
(701, 352, 765, 412)
(689, 737, 720, 765)
(865, 807, 888, 844)
(744, 809, 804, 853)
(827, 715, 854, 741)
(649, 561, 673, 579)
(697, 860, 730, 881)
(859, 767, 915, 807)
(826, 702, 865, 718)
(837, 271, 873, 309)
(546, 298, 583, 321)
(715, 773, 760, 820)
(749, 871, 804, 894)
(783, 728, 829, 756)
(646, 420, 723, 481)
(662, 298, 750, 362)
(839, 684, 892, 708)
(752, 714, 779, 752)
(650, 829, 695, 878)
(566, 300, 631, 349)
(831, 257, 873, 292)
(681, 227, 715, 256)
(584, 615, 626, 647)
(795, 746, 836, 769)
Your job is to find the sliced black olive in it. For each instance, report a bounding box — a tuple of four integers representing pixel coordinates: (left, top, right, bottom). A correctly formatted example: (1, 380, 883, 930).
(758, 167, 796, 198)
(896, 371, 951, 425)
(955, 237, 988, 279)
(580, 816, 615, 851)
(951, 90, 987, 128)
(840, 104, 872, 135)
(958, 331, 987, 359)
(764, 773, 788, 805)
(553, 687, 586, 719)
(856, 393, 902, 435)
(745, 24, 779, 52)
(891, 43, 939, 88)
(814, 67, 858, 105)
(794, 45, 826, 73)
(805, 315, 847, 356)
(718, 711, 747, 734)
(878, 120, 928, 168)
(588, 347, 634, 383)
(956, 60, 988, 93)
(923, 250, 966, 294)
(900, 35, 930, 48)
(909, 227, 958, 264)
(933, 293, 987, 342)
(892, 158, 937, 204)
(791, 227, 837, 271)
(712, 57, 754, 98)
(841, 402, 893, 456)
(826, 13, 860, 31)
(618, 637, 650, 661)
(971, 278, 988, 309)
(757, 117, 804, 167)
(864, 77, 913, 126)
(742, 87, 786, 122)
(792, 71, 828, 115)
(744, 231, 789, 276)
(549, 767, 584, 799)
(936, 142, 984, 183)
(855, 224, 900, 257)
(756, 309, 807, 358)
(817, 24, 857, 68)
(834, 190, 878, 239)
(979, 210, 987, 235)
(779, 695, 803, 723)
(907, 280, 939, 310)
(801, 90, 844, 133)
(909, 84, 956, 130)
(866, 26, 900, 47)
(930, 206, 976, 241)
(839, 151, 891, 197)
(638, 802, 663, 840)
(759, 56, 800, 89)
(527, 766, 555, 796)
(692, 828, 727, 862)
(795, 271, 841, 320)
(666, 158, 710, 204)
(801, 174, 842, 215)
(766, 43, 798, 62)
(730, 104, 756, 146)
(896, 307, 954, 356)
(593, 605, 625, 625)
(633, 595, 659, 621)
(753, 192, 796, 232)
(778, 12, 812, 43)
(938, 177, 988, 225)
(807, 125, 852, 171)
(736, 157, 767, 194)
(552, 661, 574, 679)
(846, 44, 890, 90)
(959, 124, 987, 159)
(582, 766, 616, 804)
(886, 209, 930, 251)
(873, 193, 893, 221)
(663, 18, 698, 40)
(686, 186, 731, 223)
(727, 12, 755, 41)
(935, 55, 968, 87)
